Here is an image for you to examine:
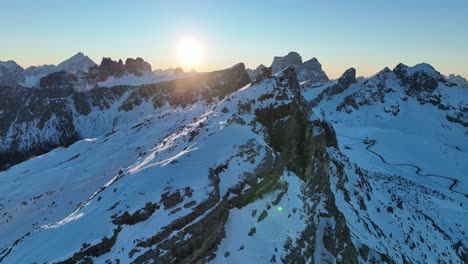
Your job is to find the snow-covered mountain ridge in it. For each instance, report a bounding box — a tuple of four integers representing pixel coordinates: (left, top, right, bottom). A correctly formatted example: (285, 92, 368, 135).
(0, 63, 250, 170)
(0, 53, 198, 90)
(0, 54, 466, 263)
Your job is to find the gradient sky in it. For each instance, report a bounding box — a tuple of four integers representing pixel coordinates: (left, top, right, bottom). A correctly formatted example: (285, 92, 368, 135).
(1, 0, 467, 78)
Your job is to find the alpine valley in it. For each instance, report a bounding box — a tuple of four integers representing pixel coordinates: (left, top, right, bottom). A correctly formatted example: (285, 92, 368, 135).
(0, 52, 466, 264)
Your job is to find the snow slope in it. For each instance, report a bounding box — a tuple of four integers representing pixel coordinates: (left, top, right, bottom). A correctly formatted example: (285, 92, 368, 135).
(0, 64, 466, 263)
(303, 65, 467, 194)
(302, 63, 468, 262)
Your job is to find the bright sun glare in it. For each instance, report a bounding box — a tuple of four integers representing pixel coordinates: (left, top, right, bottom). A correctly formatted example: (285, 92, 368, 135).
(177, 38, 203, 68)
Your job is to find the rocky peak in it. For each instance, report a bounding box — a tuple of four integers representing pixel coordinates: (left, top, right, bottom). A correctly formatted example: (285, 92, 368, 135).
(58, 52, 96, 73)
(256, 64, 266, 71)
(271, 51, 303, 73)
(246, 64, 268, 80)
(371, 67, 393, 81)
(381, 66, 392, 73)
(393, 63, 408, 73)
(0, 60, 22, 71)
(0, 60, 24, 86)
(297, 57, 329, 83)
(269, 52, 330, 83)
(309, 68, 357, 107)
(88, 57, 126, 81)
(337, 67, 357, 87)
(446, 74, 468, 88)
(124, 57, 152, 76)
(90, 57, 152, 81)
(393, 63, 443, 96)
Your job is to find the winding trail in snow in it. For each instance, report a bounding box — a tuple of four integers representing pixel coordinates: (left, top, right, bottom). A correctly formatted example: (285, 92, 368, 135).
(338, 134, 468, 198)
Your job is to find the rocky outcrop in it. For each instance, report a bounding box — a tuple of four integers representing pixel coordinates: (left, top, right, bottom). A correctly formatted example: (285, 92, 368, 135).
(0, 61, 24, 86)
(85, 57, 153, 84)
(246, 52, 329, 83)
(246, 64, 266, 80)
(338, 68, 357, 87)
(297, 57, 329, 83)
(393, 63, 443, 96)
(39, 71, 79, 89)
(270, 52, 329, 84)
(446, 74, 468, 88)
(124, 58, 152, 76)
(0, 85, 79, 170)
(88, 57, 126, 81)
(271, 52, 303, 74)
(336, 67, 393, 113)
(253, 67, 358, 262)
(310, 68, 356, 106)
(393, 63, 467, 125)
(6, 62, 455, 263)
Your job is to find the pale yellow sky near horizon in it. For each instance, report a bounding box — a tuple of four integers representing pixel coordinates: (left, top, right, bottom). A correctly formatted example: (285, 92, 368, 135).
(4, 46, 468, 79)
(6, 53, 466, 81)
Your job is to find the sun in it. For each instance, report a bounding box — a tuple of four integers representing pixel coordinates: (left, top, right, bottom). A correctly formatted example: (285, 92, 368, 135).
(177, 38, 203, 68)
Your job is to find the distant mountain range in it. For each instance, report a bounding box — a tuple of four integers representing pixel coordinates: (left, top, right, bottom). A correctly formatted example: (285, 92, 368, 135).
(0, 52, 96, 88)
(0, 53, 197, 90)
(0, 51, 466, 263)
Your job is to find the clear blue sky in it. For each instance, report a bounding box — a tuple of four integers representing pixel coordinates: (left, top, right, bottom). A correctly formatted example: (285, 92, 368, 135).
(1, 0, 467, 78)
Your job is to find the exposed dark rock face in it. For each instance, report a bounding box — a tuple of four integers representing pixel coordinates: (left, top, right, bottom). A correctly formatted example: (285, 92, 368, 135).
(310, 68, 357, 106)
(132, 172, 229, 264)
(0, 63, 251, 171)
(0, 85, 78, 170)
(40, 57, 153, 89)
(393, 63, 443, 97)
(271, 52, 303, 74)
(1, 63, 410, 263)
(125, 58, 152, 76)
(336, 67, 393, 113)
(248, 52, 329, 84)
(39, 71, 79, 89)
(392, 63, 468, 126)
(337, 68, 357, 88)
(253, 68, 358, 263)
(91, 57, 152, 79)
(297, 57, 329, 83)
(446, 109, 468, 127)
(57, 67, 359, 263)
(87, 57, 126, 82)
